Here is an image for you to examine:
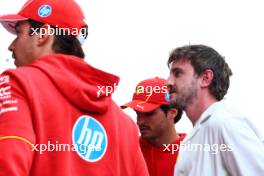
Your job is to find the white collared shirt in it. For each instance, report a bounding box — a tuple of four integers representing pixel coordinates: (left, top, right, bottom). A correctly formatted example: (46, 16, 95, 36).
(174, 101, 264, 176)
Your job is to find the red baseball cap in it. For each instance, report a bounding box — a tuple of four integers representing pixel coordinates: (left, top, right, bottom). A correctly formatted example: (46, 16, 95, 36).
(121, 77, 170, 112)
(0, 0, 86, 43)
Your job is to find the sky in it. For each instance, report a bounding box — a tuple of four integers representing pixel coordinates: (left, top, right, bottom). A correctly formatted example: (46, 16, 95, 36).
(0, 0, 264, 135)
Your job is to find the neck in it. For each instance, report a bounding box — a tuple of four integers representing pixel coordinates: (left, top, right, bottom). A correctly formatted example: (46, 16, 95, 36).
(186, 92, 217, 126)
(148, 125, 179, 147)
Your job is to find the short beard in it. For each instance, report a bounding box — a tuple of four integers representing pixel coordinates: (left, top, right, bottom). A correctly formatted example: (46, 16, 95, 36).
(169, 98, 186, 110)
(169, 79, 197, 110)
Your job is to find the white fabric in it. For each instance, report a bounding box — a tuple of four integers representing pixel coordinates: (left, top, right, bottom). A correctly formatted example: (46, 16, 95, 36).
(174, 100, 264, 176)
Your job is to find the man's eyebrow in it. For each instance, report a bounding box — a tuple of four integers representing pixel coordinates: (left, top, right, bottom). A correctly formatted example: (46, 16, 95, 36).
(170, 67, 183, 73)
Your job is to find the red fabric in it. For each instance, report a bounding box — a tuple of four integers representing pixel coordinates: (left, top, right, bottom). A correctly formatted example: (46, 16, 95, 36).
(0, 54, 149, 176)
(121, 77, 168, 112)
(140, 133, 186, 176)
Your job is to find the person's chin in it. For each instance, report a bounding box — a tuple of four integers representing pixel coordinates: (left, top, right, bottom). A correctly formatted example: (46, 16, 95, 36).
(140, 130, 152, 139)
(14, 60, 20, 67)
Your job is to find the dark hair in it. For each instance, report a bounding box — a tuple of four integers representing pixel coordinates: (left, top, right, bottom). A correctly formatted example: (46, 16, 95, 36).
(27, 19, 88, 59)
(160, 104, 183, 124)
(167, 44, 232, 101)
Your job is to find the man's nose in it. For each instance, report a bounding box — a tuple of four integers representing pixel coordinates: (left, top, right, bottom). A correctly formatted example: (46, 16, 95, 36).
(8, 39, 15, 52)
(136, 115, 145, 125)
(166, 74, 174, 88)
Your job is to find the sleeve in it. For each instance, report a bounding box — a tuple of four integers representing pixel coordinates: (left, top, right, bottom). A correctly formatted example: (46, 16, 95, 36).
(220, 116, 264, 176)
(0, 74, 35, 176)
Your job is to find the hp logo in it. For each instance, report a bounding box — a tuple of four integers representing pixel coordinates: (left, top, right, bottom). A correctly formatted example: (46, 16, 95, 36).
(38, 4, 52, 18)
(72, 115, 108, 162)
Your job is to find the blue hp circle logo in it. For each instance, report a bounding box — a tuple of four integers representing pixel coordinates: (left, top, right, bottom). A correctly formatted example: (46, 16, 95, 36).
(72, 115, 108, 162)
(38, 4, 52, 18)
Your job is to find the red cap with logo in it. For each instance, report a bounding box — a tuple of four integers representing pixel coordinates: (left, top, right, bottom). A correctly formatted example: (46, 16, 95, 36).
(121, 77, 169, 112)
(0, 0, 86, 43)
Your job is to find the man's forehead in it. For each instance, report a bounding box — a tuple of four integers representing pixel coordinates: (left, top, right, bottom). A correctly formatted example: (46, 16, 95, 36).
(169, 59, 190, 70)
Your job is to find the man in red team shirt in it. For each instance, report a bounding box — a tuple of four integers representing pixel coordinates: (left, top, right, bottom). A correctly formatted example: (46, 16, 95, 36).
(0, 0, 148, 175)
(122, 77, 186, 176)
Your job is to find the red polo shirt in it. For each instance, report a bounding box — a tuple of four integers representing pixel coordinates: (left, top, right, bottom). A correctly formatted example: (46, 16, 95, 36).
(140, 133, 186, 176)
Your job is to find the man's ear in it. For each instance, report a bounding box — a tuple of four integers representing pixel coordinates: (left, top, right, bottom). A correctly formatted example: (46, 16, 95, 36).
(200, 69, 214, 88)
(36, 24, 53, 46)
(167, 108, 177, 121)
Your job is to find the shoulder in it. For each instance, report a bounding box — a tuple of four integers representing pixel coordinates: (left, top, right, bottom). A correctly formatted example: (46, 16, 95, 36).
(1, 66, 49, 93)
(205, 101, 244, 128)
(203, 102, 263, 141)
(197, 101, 254, 139)
(2, 66, 43, 79)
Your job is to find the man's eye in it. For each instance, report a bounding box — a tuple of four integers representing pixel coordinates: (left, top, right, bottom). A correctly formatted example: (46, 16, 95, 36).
(174, 71, 181, 77)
